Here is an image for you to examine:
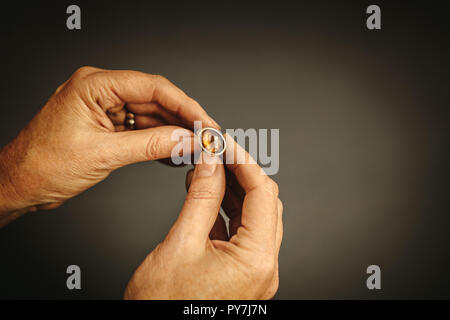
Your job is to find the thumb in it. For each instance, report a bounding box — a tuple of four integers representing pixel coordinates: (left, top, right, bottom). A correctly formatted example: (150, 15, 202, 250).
(169, 152, 225, 245)
(102, 125, 194, 168)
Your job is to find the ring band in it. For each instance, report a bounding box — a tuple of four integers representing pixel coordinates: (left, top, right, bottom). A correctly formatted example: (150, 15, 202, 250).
(125, 107, 136, 130)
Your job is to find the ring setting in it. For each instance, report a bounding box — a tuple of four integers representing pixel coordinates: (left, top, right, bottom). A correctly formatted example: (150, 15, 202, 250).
(197, 127, 226, 156)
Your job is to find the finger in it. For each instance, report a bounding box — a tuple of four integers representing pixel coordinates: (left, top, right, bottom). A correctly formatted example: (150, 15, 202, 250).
(103, 125, 195, 168)
(36, 202, 64, 211)
(126, 102, 160, 115)
(224, 134, 263, 192)
(107, 109, 126, 125)
(222, 184, 243, 219)
(191, 168, 242, 239)
(106, 103, 125, 115)
(135, 115, 167, 129)
(275, 199, 283, 252)
(127, 102, 185, 127)
(168, 153, 225, 246)
(56, 66, 103, 96)
(224, 134, 279, 250)
(84, 70, 220, 130)
(223, 168, 245, 237)
(221, 185, 243, 237)
(73, 66, 103, 78)
(185, 169, 228, 241)
(262, 199, 284, 299)
(225, 167, 245, 200)
(209, 214, 229, 241)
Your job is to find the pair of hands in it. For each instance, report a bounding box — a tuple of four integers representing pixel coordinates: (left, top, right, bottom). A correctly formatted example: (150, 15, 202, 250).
(0, 67, 283, 299)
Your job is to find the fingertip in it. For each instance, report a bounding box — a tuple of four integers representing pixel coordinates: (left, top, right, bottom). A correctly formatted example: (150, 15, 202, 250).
(207, 116, 221, 130)
(194, 152, 221, 178)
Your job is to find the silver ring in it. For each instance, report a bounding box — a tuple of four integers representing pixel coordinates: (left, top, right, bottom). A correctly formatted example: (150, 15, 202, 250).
(125, 110, 136, 130)
(197, 127, 227, 156)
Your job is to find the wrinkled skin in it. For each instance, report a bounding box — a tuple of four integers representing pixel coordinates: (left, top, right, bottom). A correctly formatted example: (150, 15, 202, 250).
(0, 66, 217, 226)
(0, 68, 283, 300)
(125, 137, 283, 300)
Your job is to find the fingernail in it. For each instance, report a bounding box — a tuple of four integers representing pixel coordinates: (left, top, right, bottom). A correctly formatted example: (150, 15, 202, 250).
(196, 152, 218, 177)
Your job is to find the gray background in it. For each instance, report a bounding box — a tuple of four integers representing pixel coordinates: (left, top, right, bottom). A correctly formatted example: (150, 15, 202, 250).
(1, 1, 449, 299)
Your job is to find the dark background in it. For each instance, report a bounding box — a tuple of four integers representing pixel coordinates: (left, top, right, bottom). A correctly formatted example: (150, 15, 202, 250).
(1, 1, 449, 299)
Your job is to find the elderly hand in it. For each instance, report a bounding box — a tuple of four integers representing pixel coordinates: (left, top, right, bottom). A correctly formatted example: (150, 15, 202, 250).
(124, 137, 283, 299)
(0, 67, 218, 226)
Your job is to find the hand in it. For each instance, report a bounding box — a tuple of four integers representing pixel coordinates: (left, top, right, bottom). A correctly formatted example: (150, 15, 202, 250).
(124, 136, 283, 299)
(0, 66, 218, 226)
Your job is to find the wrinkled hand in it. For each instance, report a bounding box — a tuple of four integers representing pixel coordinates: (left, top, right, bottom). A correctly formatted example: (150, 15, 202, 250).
(125, 137, 283, 299)
(0, 66, 217, 224)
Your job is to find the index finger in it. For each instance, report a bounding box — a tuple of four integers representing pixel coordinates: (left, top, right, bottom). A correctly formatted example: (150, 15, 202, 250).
(224, 134, 279, 250)
(83, 69, 219, 130)
(152, 74, 220, 129)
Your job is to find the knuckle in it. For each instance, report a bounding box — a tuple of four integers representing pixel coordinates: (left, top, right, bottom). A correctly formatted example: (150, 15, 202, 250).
(153, 74, 168, 83)
(277, 198, 283, 212)
(118, 70, 141, 82)
(145, 134, 162, 160)
(186, 96, 199, 108)
(186, 188, 220, 201)
(72, 66, 98, 79)
(54, 82, 67, 95)
(262, 177, 279, 197)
